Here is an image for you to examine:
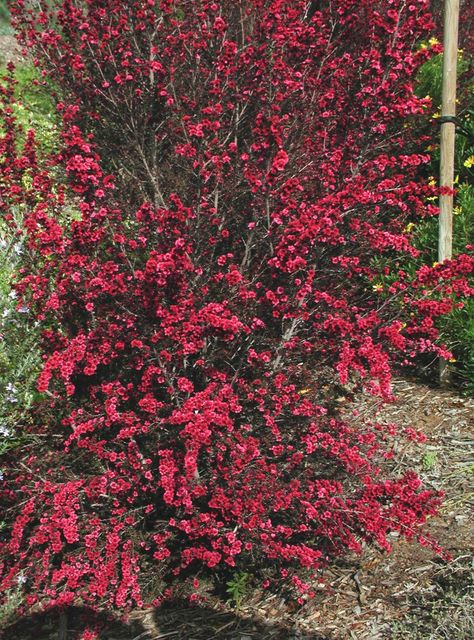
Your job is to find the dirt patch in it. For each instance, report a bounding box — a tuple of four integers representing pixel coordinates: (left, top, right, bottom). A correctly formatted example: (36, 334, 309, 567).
(0, 35, 25, 65)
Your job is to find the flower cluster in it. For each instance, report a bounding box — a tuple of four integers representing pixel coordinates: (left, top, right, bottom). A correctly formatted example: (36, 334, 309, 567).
(1, 0, 472, 613)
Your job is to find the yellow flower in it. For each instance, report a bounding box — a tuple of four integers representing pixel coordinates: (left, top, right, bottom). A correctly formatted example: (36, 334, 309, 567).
(453, 206, 462, 215)
(429, 37, 440, 46)
(428, 177, 436, 187)
(297, 388, 312, 396)
(449, 357, 457, 363)
(404, 222, 415, 233)
(464, 155, 474, 168)
(372, 283, 383, 292)
(432, 261, 440, 267)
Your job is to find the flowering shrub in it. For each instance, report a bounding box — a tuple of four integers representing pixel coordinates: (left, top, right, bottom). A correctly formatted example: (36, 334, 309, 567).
(1, 0, 473, 613)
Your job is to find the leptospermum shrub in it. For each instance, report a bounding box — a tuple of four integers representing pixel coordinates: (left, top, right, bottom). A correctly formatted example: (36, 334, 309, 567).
(1, 0, 473, 612)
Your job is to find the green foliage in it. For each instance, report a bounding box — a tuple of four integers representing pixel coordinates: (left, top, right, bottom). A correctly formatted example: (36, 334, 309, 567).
(0, 581, 25, 630)
(0, 64, 61, 485)
(405, 186, 474, 395)
(0, 65, 53, 474)
(0, 208, 42, 477)
(407, 49, 474, 394)
(0, 64, 59, 155)
(410, 182, 473, 261)
(422, 450, 438, 471)
(0, 67, 58, 481)
(415, 51, 444, 107)
(0, 0, 12, 36)
(415, 44, 471, 109)
(226, 572, 250, 609)
(441, 298, 474, 392)
(415, 173, 474, 395)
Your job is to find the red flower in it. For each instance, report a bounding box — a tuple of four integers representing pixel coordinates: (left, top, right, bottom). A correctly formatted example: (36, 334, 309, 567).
(271, 149, 289, 172)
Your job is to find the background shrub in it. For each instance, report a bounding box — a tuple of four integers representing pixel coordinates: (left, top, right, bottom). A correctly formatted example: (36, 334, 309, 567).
(0, 1, 11, 36)
(408, 42, 474, 392)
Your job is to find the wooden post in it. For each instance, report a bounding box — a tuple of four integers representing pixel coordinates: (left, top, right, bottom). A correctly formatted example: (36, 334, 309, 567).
(438, 0, 460, 385)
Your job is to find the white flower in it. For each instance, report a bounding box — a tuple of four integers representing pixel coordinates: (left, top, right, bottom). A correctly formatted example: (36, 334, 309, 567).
(5, 383, 18, 403)
(0, 425, 11, 437)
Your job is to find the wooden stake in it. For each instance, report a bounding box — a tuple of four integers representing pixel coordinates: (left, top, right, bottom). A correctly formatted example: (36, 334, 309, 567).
(438, 0, 460, 384)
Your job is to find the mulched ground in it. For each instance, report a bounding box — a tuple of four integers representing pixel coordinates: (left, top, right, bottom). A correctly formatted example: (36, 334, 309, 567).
(2, 379, 473, 640)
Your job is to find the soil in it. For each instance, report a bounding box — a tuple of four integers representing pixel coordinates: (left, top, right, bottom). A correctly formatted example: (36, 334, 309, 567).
(0, 35, 24, 65)
(2, 379, 473, 640)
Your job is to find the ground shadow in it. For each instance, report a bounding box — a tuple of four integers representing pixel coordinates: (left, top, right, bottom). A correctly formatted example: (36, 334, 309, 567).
(0, 605, 137, 640)
(1, 601, 329, 640)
